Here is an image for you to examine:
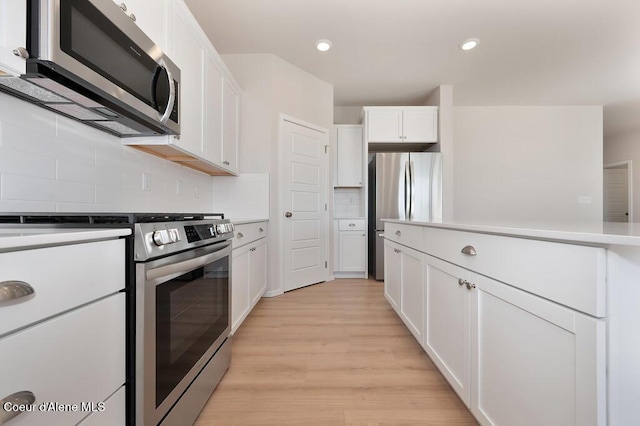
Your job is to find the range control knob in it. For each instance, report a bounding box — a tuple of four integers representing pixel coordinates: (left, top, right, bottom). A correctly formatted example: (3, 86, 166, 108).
(152, 230, 168, 246)
(168, 228, 180, 243)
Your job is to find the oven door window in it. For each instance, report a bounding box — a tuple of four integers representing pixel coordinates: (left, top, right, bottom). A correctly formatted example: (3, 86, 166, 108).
(155, 255, 229, 407)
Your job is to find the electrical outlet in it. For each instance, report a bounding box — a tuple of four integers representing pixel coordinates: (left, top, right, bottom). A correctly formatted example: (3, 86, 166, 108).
(578, 195, 592, 204)
(142, 173, 151, 191)
(176, 180, 183, 195)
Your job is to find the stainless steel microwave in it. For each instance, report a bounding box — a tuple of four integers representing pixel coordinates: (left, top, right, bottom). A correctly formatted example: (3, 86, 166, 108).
(0, 0, 180, 137)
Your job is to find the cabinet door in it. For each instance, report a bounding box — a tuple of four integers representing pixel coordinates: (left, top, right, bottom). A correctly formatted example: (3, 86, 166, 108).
(129, 0, 169, 53)
(336, 126, 363, 187)
(471, 274, 606, 426)
(367, 109, 403, 142)
(0, 0, 26, 75)
(338, 232, 366, 272)
(423, 254, 471, 406)
(169, 1, 205, 157)
(231, 245, 250, 334)
(383, 240, 401, 313)
(249, 238, 267, 306)
(204, 52, 224, 165)
(399, 245, 424, 343)
(402, 108, 438, 143)
(222, 78, 240, 173)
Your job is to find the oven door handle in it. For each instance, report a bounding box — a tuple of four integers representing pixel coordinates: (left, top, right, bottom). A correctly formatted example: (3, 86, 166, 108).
(146, 246, 229, 282)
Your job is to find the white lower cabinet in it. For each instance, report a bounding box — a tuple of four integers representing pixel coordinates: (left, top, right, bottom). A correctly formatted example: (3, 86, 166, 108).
(384, 222, 607, 426)
(231, 222, 268, 333)
(384, 240, 424, 343)
(471, 274, 606, 426)
(338, 232, 366, 272)
(423, 255, 471, 405)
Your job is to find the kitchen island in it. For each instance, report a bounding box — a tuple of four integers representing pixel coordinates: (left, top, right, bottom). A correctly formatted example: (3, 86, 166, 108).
(382, 218, 640, 426)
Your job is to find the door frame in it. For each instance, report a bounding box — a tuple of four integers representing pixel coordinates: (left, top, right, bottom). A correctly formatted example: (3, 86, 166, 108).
(278, 114, 330, 292)
(604, 160, 633, 222)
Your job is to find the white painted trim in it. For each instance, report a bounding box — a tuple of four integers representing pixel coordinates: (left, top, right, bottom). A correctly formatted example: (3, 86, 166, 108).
(604, 160, 633, 222)
(334, 272, 367, 279)
(263, 289, 284, 298)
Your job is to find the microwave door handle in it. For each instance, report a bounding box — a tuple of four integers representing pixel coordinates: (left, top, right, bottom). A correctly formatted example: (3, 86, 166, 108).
(156, 59, 176, 124)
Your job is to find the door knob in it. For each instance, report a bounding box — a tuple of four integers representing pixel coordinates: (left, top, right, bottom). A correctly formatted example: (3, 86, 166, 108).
(285, 212, 293, 218)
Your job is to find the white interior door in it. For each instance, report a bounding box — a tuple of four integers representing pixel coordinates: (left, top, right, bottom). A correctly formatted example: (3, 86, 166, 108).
(283, 119, 328, 292)
(604, 167, 629, 222)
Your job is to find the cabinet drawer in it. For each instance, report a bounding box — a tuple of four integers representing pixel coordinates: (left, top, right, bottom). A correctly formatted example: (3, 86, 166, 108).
(385, 222, 424, 252)
(0, 239, 125, 337)
(232, 222, 268, 249)
(78, 385, 126, 426)
(423, 227, 606, 317)
(0, 294, 125, 426)
(338, 219, 365, 231)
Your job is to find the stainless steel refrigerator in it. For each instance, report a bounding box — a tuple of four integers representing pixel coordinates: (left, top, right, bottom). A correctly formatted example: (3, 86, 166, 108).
(368, 152, 443, 280)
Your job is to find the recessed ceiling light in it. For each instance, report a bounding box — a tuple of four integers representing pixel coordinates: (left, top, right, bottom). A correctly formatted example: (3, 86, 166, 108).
(316, 39, 332, 52)
(459, 38, 480, 51)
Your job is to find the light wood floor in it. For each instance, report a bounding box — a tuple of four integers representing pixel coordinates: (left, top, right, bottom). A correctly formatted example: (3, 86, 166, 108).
(195, 279, 478, 426)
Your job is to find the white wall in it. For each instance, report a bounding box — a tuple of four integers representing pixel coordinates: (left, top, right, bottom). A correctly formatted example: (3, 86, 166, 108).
(221, 53, 334, 296)
(334, 106, 362, 124)
(453, 106, 603, 222)
(0, 92, 213, 212)
(604, 128, 640, 221)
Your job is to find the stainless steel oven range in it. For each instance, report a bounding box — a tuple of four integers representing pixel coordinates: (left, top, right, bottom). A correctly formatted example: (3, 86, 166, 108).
(133, 216, 234, 426)
(0, 213, 234, 426)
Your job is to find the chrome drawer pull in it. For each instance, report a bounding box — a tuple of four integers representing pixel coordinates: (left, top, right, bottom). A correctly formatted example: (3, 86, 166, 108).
(259, 228, 264, 232)
(458, 278, 465, 286)
(236, 232, 244, 238)
(0, 391, 36, 424)
(0, 281, 35, 304)
(395, 230, 401, 236)
(461, 245, 477, 256)
(349, 223, 356, 227)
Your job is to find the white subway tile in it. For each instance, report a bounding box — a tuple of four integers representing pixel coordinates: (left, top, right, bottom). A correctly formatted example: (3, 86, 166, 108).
(56, 158, 124, 186)
(0, 147, 55, 179)
(1, 173, 94, 203)
(0, 94, 57, 138)
(0, 199, 56, 212)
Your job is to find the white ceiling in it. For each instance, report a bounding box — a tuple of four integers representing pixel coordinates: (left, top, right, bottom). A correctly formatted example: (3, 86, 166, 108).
(185, 0, 640, 138)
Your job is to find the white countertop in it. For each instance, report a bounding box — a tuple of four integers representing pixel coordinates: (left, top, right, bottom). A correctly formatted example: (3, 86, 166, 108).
(383, 219, 640, 247)
(0, 228, 132, 251)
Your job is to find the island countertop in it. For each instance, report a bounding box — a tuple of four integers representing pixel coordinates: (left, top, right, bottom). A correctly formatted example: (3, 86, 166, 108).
(382, 219, 640, 247)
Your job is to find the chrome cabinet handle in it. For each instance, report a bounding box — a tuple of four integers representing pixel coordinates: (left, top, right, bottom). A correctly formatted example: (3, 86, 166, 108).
(461, 245, 477, 256)
(285, 212, 293, 218)
(0, 281, 35, 304)
(119, 3, 127, 12)
(458, 278, 465, 286)
(395, 230, 401, 236)
(393, 248, 401, 254)
(236, 232, 244, 238)
(349, 223, 356, 227)
(0, 391, 36, 424)
(258, 227, 264, 232)
(12, 47, 29, 59)
(129, 13, 136, 21)
(223, 160, 230, 165)
(466, 281, 476, 290)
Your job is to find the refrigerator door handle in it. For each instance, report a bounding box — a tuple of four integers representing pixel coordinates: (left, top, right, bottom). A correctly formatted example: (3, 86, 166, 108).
(409, 160, 415, 219)
(404, 161, 411, 219)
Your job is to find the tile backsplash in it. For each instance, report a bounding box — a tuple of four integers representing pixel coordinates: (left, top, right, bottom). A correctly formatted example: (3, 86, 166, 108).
(0, 93, 213, 213)
(212, 173, 269, 220)
(334, 188, 363, 217)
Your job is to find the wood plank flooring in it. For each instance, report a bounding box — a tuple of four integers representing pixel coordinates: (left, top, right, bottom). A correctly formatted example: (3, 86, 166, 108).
(195, 279, 478, 426)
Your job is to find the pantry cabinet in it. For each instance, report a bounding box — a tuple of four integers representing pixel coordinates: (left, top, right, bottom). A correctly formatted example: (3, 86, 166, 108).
(0, 0, 27, 76)
(334, 219, 366, 276)
(364, 106, 438, 144)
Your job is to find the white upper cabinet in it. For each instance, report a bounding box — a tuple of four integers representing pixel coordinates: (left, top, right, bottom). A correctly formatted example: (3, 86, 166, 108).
(0, 0, 27, 75)
(222, 78, 240, 173)
(334, 125, 363, 187)
(116, 0, 169, 52)
(122, 0, 241, 176)
(169, 0, 205, 158)
(365, 106, 438, 143)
